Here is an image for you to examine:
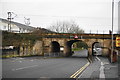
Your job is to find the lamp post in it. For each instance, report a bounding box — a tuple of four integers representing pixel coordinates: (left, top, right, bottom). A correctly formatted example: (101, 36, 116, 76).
(111, 0, 114, 63)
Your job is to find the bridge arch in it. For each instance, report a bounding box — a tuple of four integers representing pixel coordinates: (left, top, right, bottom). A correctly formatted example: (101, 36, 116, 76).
(92, 42, 102, 56)
(64, 40, 88, 56)
(50, 41, 60, 53)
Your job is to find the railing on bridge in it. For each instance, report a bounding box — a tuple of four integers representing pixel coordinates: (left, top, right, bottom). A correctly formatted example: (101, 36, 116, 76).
(41, 34, 117, 40)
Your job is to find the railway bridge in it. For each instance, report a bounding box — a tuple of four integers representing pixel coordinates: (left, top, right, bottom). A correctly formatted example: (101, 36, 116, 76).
(31, 33, 119, 57)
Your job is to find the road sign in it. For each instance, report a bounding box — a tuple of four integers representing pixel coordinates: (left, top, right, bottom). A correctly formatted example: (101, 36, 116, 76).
(74, 35, 78, 39)
(116, 37, 120, 47)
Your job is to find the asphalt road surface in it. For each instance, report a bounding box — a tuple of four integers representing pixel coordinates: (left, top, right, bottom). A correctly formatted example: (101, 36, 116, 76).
(72, 49, 88, 57)
(2, 53, 88, 78)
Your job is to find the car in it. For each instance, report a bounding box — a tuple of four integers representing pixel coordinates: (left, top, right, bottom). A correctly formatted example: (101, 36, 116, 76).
(93, 48, 102, 55)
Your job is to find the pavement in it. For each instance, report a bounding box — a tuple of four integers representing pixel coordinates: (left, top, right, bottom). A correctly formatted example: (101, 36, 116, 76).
(78, 56, 118, 79)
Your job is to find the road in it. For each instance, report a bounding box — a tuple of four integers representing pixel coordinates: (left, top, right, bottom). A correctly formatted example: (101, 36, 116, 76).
(72, 49, 88, 57)
(2, 49, 118, 79)
(2, 50, 89, 78)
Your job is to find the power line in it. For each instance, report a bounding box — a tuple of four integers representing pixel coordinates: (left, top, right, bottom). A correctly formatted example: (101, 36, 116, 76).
(14, 13, 114, 19)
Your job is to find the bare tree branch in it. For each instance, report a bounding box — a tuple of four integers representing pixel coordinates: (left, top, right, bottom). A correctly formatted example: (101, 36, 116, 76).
(48, 21, 84, 33)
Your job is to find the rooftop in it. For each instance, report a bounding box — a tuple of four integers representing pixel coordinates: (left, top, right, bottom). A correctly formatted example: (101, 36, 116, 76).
(0, 18, 35, 30)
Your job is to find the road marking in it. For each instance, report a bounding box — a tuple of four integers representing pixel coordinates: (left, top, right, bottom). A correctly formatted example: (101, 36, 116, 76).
(96, 56, 101, 61)
(88, 58, 92, 63)
(40, 77, 47, 78)
(70, 62, 90, 78)
(30, 60, 34, 61)
(19, 61, 22, 63)
(94, 56, 105, 78)
(96, 57, 105, 78)
(12, 65, 38, 71)
(18, 58, 24, 60)
(99, 62, 105, 78)
(103, 62, 109, 65)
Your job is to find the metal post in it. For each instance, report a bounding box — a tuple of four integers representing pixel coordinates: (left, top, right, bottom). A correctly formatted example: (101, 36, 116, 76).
(7, 12, 17, 32)
(111, 0, 114, 63)
(103, 30, 104, 54)
(7, 12, 12, 32)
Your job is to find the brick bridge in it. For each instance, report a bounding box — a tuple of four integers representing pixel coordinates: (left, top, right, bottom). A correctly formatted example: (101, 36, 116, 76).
(30, 33, 119, 57)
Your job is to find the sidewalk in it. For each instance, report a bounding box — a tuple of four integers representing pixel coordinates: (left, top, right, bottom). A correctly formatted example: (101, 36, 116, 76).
(78, 56, 118, 79)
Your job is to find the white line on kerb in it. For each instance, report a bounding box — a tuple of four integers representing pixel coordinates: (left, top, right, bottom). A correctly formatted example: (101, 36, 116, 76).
(12, 65, 38, 71)
(100, 62, 105, 78)
(96, 56, 105, 78)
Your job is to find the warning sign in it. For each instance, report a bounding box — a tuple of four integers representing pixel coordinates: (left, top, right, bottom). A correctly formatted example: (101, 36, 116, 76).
(116, 37, 120, 47)
(74, 35, 78, 39)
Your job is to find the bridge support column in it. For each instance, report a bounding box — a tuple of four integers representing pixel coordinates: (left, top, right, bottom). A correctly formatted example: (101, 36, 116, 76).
(64, 45, 72, 57)
(88, 48, 92, 55)
(32, 41, 44, 56)
(19, 46, 24, 56)
(102, 48, 109, 56)
(88, 48, 93, 61)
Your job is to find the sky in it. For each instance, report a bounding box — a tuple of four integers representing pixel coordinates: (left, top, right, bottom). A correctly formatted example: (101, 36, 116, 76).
(0, 0, 120, 33)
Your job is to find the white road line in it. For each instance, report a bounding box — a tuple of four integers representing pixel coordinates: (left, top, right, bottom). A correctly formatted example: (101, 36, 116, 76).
(18, 58, 24, 59)
(103, 62, 109, 65)
(30, 60, 34, 61)
(96, 56, 101, 61)
(95, 56, 106, 78)
(12, 65, 38, 71)
(99, 62, 105, 78)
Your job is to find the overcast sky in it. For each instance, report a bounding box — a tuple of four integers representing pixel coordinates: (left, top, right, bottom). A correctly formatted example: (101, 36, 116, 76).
(0, 0, 120, 33)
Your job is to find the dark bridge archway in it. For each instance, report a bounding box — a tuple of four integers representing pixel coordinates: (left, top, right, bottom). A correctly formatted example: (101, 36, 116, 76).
(50, 41, 60, 53)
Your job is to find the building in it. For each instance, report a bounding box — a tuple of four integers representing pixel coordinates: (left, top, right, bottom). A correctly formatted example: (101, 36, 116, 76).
(0, 18, 35, 33)
(118, 1, 120, 34)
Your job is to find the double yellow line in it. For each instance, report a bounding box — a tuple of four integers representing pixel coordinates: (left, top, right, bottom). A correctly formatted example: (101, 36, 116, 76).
(70, 61, 90, 78)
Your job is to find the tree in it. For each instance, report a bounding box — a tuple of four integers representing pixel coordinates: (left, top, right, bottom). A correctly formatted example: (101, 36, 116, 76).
(48, 21, 84, 33)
